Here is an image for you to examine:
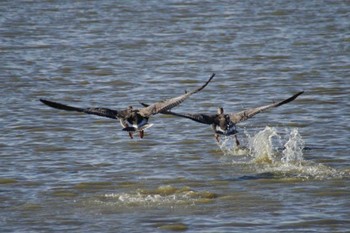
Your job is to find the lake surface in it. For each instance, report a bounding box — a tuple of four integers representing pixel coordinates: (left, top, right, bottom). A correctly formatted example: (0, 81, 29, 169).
(1, 0, 349, 232)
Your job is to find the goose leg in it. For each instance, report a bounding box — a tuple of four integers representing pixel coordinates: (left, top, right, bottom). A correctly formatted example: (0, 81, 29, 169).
(215, 134, 220, 143)
(139, 130, 144, 139)
(234, 135, 240, 146)
(128, 132, 133, 139)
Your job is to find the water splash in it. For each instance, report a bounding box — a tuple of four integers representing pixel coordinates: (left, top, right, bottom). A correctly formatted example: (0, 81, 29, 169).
(281, 128, 305, 165)
(217, 130, 251, 157)
(219, 126, 346, 180)
(217, 136, 247, 156)
(220, 126, 300, 163)
(249, 126, 280, 163)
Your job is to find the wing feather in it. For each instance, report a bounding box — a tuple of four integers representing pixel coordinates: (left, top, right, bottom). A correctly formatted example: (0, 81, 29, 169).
(163, 111, 215, 125)
(139, 73, 215, 117)
(230, 91, 304, 123)
(139, 103, 215, 125)
(40, 99, 120, 120)
(171, 112, 215, 125)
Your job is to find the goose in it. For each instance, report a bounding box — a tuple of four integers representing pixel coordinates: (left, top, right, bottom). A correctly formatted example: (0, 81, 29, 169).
(40, 73, 215, 139)
(142, 91, 303, 145)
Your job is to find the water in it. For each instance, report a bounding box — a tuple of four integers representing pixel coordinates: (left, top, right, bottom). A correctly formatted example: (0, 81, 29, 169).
(1, 0, 350, 232)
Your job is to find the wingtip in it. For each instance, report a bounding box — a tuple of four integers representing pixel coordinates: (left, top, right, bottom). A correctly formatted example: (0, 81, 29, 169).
(40, 98, 55, 106)
(296, 91, 304, 97)
(139, 102, 149, 107)
(39, 98, 47, 104)
(204, 73, 215, 85)
(39, 98, 56, 108)
(210, 73, 215, 80)
(289, 91, 304, 100)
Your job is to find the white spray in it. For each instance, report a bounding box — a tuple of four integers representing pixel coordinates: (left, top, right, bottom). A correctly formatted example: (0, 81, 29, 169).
(281, 128, 305, 165)
(248, 126, 281, 163)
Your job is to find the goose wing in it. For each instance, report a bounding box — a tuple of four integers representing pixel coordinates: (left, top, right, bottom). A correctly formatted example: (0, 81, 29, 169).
(139, 102, 215, 125)
(138, 73, 215, 117)
(40, 99, 125, 120)
(230, 91, 304, 124)
(164, 111, 215, 125)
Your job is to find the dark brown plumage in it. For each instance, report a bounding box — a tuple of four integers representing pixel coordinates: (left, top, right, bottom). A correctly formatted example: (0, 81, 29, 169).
(40, 73, 215, 139)
(143, 91, 304, 144)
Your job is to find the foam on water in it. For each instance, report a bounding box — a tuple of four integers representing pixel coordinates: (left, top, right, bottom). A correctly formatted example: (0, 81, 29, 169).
(219, 126, 347, 180)
(85, 185, 217, 209)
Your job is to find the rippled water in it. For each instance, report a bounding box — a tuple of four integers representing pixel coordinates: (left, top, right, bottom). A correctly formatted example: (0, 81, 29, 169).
(1, 0, 349, 232)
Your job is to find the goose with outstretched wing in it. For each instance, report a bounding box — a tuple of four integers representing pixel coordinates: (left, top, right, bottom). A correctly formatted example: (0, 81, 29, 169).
(142, 91, 303, 144)
(40, 73, 215, 139)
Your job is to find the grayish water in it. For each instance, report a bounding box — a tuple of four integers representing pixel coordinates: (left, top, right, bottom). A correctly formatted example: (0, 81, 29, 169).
(1, 0, 350, 232)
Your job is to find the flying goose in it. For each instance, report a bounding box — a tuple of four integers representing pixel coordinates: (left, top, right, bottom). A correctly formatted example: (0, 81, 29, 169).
(40, 73, 215, 139)
(142, 91, 303, 145)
